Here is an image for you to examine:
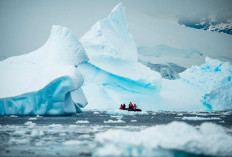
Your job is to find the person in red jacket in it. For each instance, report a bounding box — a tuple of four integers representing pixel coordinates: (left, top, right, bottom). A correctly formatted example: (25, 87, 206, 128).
(133, 104, 137, 109)
(120, 104, 123, 109)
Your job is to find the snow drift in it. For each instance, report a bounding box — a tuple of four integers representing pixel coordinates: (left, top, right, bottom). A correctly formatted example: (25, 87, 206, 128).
(0, 25, 88, 116)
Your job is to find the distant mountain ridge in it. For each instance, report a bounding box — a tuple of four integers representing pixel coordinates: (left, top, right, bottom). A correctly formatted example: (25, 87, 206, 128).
(179, 18, 232, 35)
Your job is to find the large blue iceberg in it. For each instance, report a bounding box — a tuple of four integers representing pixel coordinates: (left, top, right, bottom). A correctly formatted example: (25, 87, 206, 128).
(79, 3, 162, 110)
(0, 26, 88, 116)
(79, 3, 232, 111)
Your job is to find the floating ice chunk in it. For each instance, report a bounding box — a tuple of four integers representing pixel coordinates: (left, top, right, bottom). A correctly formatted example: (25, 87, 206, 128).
(63, 140, 82, 145)
(104, 119, 125, 123)
(130, 120, 137, 123)
(76, 120, 90, 124)
(31, 130, 44, 137)
(78, 134, 91, 139)
(24, 121, 36, 127)
(49, 124, 62, 128)
(182, 116, 221, 120)
(94, 122, 232, 156)
(28, 117, 37, 120)
(9, 115, 18, 117)
(13, 130, 27, 136)
(93, 112, 100, 114)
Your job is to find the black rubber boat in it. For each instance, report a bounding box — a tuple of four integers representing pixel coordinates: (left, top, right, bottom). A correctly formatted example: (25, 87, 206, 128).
(119, 108, 142, 112)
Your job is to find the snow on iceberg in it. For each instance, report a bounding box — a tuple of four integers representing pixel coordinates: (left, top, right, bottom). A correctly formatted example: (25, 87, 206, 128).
(180, 57, 232, 93)
(93, 122, 232, 156)
(0, 25, 88, 116)
(80, 2, 137, 62)
(79, 3, 161, 110)
(202, 82, 232, 111)
(159, 57, 232, 111)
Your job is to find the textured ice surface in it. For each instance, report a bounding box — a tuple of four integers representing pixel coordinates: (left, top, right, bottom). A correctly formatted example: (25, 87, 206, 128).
(180, 57, 232, 93)
(94, 122, 232, 156)
(78, 62, 161, 111)
(0, 25, 88, 116)
(81, 2, 138, 62)
(160, 57, 232, 111)
(202, 82, 232, 111)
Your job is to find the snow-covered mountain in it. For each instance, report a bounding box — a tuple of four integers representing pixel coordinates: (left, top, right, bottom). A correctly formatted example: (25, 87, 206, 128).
(178, 18, 232, 35)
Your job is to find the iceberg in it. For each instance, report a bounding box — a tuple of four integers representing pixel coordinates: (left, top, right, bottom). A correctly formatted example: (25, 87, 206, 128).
(0, 25, 88, 116)
(79, 3, 161, 110)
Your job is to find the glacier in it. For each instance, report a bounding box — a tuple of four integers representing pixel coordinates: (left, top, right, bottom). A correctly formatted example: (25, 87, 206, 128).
(0, 25, 88, 116)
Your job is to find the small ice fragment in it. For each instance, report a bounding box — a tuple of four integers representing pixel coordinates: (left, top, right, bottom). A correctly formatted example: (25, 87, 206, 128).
(182, 116, 221, 120)
(31, 130, 44, 137)
(10, 115, 18, 117)
(28, 117, 37, 120)
(59, 132, 67, 136)
(110, 115, 123, 119)
(130, 120, 137, 122)
(76, 120, 90, 124)
(24, 121, 36, 127)
(49, 124, 62, 127)
(104, 119, 125, 123)
(63, 140, 82, 145)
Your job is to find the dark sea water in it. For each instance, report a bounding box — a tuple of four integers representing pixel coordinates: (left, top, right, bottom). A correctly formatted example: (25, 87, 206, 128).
(0, 111, 232, 157)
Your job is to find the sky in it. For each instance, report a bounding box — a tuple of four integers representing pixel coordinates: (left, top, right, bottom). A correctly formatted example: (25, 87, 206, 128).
(0, 0, 232, 60)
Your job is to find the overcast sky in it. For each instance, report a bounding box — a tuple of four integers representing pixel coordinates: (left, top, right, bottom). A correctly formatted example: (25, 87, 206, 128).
(1, 0, 232, 59)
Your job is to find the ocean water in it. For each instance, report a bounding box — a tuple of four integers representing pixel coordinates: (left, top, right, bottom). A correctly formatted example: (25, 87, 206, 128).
(0, 111, 232, 157)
